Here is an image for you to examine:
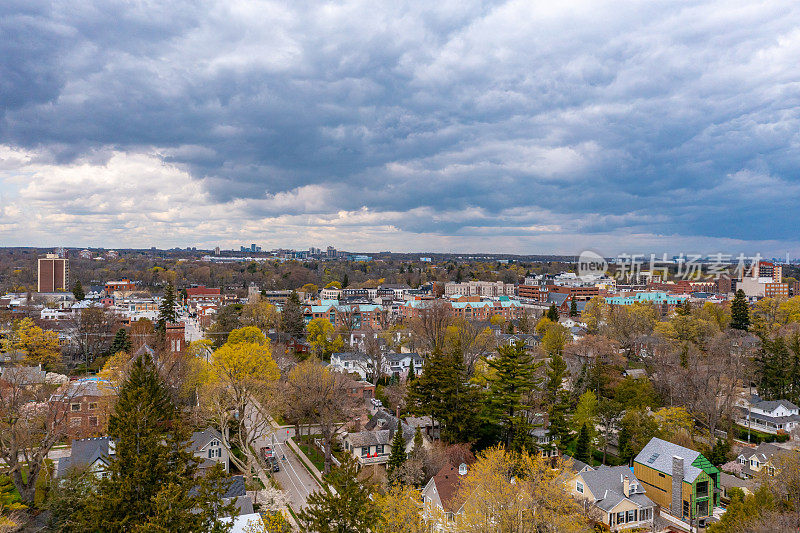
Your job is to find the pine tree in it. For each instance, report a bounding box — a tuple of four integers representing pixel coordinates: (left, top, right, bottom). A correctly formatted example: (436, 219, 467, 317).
(487, 341, 542, 450)
(157, 282, 178, 332)
(108, 328, 131, 355)
(575, 423, 591, 463)
(412, 427, 423, 454)
(298, 455, 380, 533)
(547, 303, 559, 322)
(72, 280, 85, 301)
(731, 289, 750, 330)
(569, 297, 578, 317)
(81, 353, 236, 531)
(406, 348, 483, 444)
(280, 291, 305, 340)
(545, 349, 571, 450)
(387, 428, 407, 476)
(407, 358, 415, 382)
(342, 273, 349, 288)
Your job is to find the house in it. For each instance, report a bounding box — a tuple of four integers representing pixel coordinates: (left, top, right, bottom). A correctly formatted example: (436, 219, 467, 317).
(736, 397, 800, 435)
(346, 380, 376, 402)
(422, 463, 469, 528)
(56, 436, 114, 478)
(189, 427, 230, 474)
(330, 351, 373, 380)
(342, 410, 419, 467)
(567, 465, 655, 531)
(386, 352, 423, 378)
(563, 454, 594, 475)
(719, 472, 757, 501)
(735, 442, 792, 479)
(633, 438, 720, 524)
(49, 378, 114, 440)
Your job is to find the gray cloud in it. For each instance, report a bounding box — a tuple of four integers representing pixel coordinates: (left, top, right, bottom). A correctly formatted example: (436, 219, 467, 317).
(1, 0, 799, 253)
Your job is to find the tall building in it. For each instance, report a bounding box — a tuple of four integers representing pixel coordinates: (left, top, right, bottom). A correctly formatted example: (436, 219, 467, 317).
(38, 254, 69, 293)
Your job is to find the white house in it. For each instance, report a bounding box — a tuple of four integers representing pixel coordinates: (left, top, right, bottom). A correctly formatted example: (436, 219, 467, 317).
(190, 427, 230, 473)
(736, 397, 800, 435)
(567, 466, 655, 531)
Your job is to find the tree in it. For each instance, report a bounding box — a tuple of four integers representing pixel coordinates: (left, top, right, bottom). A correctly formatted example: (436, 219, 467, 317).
(575, 423, 591, 463)
(203, 328, 280, 484)
(597, 399, 623, 465)
(487, 340, 541, 450)
(81, 353, 236, 531)
(408, 301, 452, 354)
(157, 281, 178, 332)
(618, 407, 660, 464)
(342, 273, 349, 288)
(207, 304, 244, 347)
(374, 483, 426, 533)
(406, 347, 483, 444)
(4, 317, 61, 369)
(280, 291, 305, 340)
(454, 447, 589, 533)
(306, 318, 344, 361)
(572, 390, 598, 437)
(240, 300, 280, 332)
(387, 428, 407, 478)
(0, 364, 72, 507)
(570, 297, 578, 317)
(72, 280, 85, 301)
(547, 303, 559, 322)
(731, 289, 750, 331)
(297, 455, 380, 533)
(109, 328, 132, 355)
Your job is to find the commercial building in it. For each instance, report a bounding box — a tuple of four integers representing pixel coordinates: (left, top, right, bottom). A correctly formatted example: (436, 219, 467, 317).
(38, 254, 69, 293)
(444, 280, 515, 298)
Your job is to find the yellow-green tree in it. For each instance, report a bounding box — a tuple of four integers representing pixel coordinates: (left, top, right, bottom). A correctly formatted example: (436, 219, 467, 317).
(374, 484, 426, 533)
(454, 447, 589, 533)
(5, 318, 61, 369)
(203, 327, 280, 483)
(306, 318, 344, 360)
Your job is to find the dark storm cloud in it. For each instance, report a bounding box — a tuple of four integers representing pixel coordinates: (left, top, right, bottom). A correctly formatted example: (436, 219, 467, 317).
(2, 0, 800, 250)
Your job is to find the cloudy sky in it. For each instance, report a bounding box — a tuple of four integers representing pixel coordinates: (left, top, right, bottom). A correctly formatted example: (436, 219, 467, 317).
(1, 0, 799, 255)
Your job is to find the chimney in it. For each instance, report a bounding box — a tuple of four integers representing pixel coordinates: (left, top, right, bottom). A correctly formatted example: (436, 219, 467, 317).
(671, 456, 684, 517)
(623, 476, 630, 497)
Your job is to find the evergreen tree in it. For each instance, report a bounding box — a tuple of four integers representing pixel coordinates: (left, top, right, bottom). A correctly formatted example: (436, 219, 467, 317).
(72, 280, 85, 301)
(298, 455, 380, 533)
(731, 289, 750, 330)
(487, 341, 542, 450)
(407, 358, 415, 382)
(412, 427, 423, 454)
(109, 328, 131, 355)
(157, 282, 178, 332)
(406, 347, 483, 444)
(342, 273, 349, 288)
(545, 349, 571, 450)
(80, 353, 236, 531)
(387, 428, 407, 476)
(547, 303, 559, 322)
(280, 291, 306, 340)
(575, 423, 591, 463)
(569, 298, 578, 317)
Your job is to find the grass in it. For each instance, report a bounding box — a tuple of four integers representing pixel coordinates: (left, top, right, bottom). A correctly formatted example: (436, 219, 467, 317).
(296, 437, 326, 475)
(287, 504, 300, 524)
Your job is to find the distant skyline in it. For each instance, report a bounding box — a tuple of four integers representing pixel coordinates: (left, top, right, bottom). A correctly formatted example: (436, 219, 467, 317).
(2, 1, 799, 256)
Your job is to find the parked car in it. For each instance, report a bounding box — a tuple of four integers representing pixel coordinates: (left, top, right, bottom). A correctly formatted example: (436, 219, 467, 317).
(260, 445, 274, 460)
(271, 457, 280, 472)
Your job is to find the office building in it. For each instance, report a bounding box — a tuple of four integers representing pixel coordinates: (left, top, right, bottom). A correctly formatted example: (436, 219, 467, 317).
(38, 254, 69, 293)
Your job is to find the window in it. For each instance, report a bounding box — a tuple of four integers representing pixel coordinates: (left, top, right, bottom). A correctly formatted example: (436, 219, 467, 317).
(209, 449, 214, 458)
(768, 466, 775, 476)
(696, 480, 709, 498)
(617, 511, 625, 524)
(88, 402, 98, 410)
(683, 500, 690, 518)
(71, 403, 81, 412)
(361, 446, 370, 456)
(626, 510, 635, 523)
(376, 445, 384, 455)
(658, 472, 666, 478)
(576, 481, 583, 494)
(739, 457, 746, 464)
(89, 416, 98, 427)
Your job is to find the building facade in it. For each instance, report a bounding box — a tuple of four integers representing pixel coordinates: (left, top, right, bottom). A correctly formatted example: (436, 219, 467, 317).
(38, 254, 69, 293)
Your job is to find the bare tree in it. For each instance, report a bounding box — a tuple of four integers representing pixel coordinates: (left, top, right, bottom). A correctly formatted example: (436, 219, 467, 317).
(445, 318, 496, 376)
(0, 365, 74, 505)
(409, 300, 452, 354)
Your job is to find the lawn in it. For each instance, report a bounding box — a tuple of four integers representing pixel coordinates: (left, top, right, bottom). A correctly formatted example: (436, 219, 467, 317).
(296, 435, 326, 472)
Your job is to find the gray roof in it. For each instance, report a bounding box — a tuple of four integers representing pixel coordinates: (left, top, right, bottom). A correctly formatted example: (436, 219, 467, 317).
(752, 399, 799, 413)
(386, 352, 423, 364)
(190, 427, 224, 451)
(719, 472, 757, 492)
(56, 436, 112, 477)
(563, 454, 594, 474)
(579, 465, 653, 512)
(0, 366, 48, 385)
(634, 438, 703, 483)
(347, 429, 393, 447)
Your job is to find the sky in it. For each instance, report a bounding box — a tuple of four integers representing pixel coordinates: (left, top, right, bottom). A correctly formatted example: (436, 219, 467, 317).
(1, 0, 799, 256)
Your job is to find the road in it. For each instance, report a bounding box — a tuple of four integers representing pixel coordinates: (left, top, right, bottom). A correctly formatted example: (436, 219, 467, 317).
(244, 403, 321, 512)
